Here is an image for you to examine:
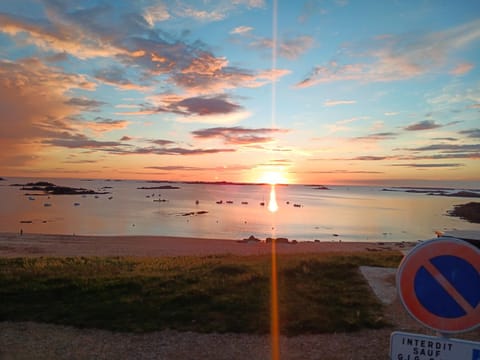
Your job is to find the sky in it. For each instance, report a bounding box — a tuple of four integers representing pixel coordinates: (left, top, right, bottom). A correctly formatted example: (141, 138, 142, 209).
(0, 0, 479, 186)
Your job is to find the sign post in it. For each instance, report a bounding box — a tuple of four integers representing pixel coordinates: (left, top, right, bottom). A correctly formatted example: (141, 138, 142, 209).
(396, 237, 480, 334)
(390, 331, 480, 360)
(391, 237, 480, 359)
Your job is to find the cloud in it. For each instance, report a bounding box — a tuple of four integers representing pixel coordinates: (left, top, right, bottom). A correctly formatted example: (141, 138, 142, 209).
(0, 7, 127, 59)
(170, 95, 242, 116)
(192, 126, 289, 145)
(145, 164, 251, 171)
(145, 166, 202, 171)
(125, 146, 236, 156)
(81, 118, 130, 133)
(459, 128, 480, 138)
(324, 99, 356, 107)
(296, 18, 480, 87)
(126, 94, 251, 124)
(384, 112, 399, 116)
(250, 35, 314, 60)
(404, 120, 442, 131)
(298, 0, 328, 22)
(230, 26, 253, 35)
(65, 97, 106, 111)
(172, 0, 264, 22)
(95, 67, 150, 91)
(450, 62, 474, 75)
(0, 2, 283, 99)
(278, 36, 314, 60)
(391, 163, 464, 168)
(351, 156, 389, 161)
(0, 58, 96, 167)
(150, 139, 176, 146)
(143, 4, 170, 27)
(354, 132, 398, 141)
(43, 135, 125, 149)
(325, 116, 366, 134)
(308, 170, 384, 174)
(404, 143, 480, 153)
(406, 153, 479, 160)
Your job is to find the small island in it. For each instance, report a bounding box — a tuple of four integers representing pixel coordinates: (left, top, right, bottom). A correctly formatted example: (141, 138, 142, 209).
(137, 185, 180, 190)
(11, 181, 109, 195)
(383, 187, 480, 198)
(448, 202, 480, 224)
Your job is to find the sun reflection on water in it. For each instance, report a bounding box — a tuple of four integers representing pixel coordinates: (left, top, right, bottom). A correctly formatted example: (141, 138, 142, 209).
(268, 184, 279, 213)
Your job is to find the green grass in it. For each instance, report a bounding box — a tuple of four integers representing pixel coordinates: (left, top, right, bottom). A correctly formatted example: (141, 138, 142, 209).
(0, 251, 402, 335)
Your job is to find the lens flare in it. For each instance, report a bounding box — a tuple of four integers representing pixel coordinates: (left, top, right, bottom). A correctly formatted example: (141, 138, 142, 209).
(270, 1, 280, 359)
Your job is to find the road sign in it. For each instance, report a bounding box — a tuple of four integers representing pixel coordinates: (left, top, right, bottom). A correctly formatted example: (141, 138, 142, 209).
(390, 331, 480, 360)
(397, 237, 480, 333)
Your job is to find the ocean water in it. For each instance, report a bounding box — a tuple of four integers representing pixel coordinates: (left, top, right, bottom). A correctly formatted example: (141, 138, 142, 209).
(1, 177, 479, 243)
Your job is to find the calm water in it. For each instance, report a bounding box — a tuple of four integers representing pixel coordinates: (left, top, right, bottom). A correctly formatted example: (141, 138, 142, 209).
(1, 178, 479, 243)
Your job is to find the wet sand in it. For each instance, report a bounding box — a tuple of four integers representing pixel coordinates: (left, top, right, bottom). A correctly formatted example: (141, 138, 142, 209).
(0, 232, 414, 257)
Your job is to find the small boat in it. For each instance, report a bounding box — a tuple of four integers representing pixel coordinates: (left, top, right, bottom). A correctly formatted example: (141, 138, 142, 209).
(260, 202, 265, 206)
(226, 200, 234, 204)
(293, 204, 302, 208)
(94, 195, 99, 199)
(216, 200, 223, 204)
(74, 203, 80, 206)
(108, 196, 113, 200)
(195, 200, 199, 205)
(241, 201, 248, 205)
(28, 197, 35, 201)
(44, 203, 52, 207)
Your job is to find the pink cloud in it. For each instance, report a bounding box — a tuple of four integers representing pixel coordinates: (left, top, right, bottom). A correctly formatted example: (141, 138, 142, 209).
(297, 19, 480, 88)
(324, 99, 356, 107)
(450, 63, 474, 75)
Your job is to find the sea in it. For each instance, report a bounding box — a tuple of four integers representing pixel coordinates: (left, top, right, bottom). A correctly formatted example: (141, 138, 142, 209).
(1, 177, 479, 243)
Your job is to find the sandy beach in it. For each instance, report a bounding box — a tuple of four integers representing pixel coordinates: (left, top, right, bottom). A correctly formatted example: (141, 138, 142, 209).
(0, 232, 414, 258)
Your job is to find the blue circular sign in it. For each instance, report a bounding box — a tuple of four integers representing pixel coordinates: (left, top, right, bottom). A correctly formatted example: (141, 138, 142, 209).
(414, 254, 480, 318)
(397, 237, 480, 333)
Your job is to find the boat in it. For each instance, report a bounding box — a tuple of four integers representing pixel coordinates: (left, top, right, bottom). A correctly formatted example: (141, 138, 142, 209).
(216, 200, 223, 204)
(74, 203, 80, 206)
(44, 203, 52, 207)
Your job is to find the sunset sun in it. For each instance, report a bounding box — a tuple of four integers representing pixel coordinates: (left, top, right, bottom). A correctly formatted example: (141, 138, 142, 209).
(258, 170, 288, 185)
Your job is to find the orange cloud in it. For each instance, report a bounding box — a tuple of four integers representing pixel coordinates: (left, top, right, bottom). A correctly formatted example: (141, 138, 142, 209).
(0, 58, 96, 168)
(450, 63, 474, 75)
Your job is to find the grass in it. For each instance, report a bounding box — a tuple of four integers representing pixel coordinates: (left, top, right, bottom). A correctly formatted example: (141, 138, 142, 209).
(0, 251, 403, 335)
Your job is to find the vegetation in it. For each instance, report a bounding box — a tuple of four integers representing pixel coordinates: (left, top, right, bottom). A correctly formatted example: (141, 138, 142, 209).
(449, 202, 480, 223)
(0, 252, 402, 335)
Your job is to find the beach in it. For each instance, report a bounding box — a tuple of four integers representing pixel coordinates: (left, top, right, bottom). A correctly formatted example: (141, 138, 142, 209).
(0, 232, 414, 258)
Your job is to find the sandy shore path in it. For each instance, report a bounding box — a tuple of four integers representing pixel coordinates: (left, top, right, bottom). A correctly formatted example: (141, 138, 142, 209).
(0, 232, 413, 257)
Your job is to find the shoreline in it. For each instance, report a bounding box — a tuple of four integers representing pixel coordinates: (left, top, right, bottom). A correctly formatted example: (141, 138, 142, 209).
(0, 232, 415, 257)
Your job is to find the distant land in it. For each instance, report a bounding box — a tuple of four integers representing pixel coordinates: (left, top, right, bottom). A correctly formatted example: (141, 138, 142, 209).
(382, 187, 480, 198)
(10, 181, 109, 195)
(448, 202, 480, 224)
